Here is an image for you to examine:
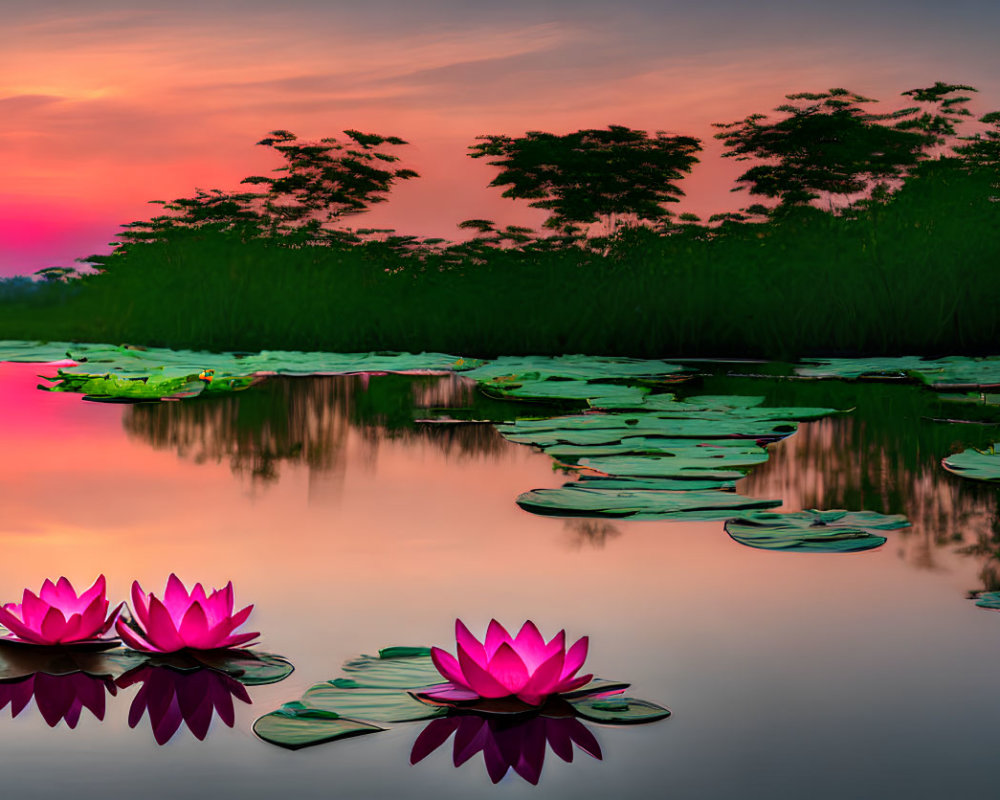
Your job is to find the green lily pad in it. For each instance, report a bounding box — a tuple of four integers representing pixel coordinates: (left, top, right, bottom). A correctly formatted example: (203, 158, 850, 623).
(570, 696, 672, 724)
(0, 340, 77, 363)
(183, 650, 294, 685)
(339, 651, 443, 689)
(973, 592, 1000, 610)
(477, 377, 647, 407)
(253, 704, 384, 750)
(498, 414, 797, 446)
(796, 357, 932, 380)
(725, 510, 909, 553)
(544, 437, 769, 460)
(303, 683, 445, 722)
(569, 476, 738, 491)
(464, 355, 689, 383)
(577, 449, 769, 479)
(517, 486, 780, 519)
(40, 369, 207, 400)
(942, 445, 1000, 482)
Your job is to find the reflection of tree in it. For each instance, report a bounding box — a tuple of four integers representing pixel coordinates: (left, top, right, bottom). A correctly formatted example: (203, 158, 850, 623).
(410, 713, 602, 785)
(122, 374, 509, 485)
(116, 666, 251, 745)
(739, 409, 1000, 587)
(564, 519, 622, 550)
(0, 672, 116, 728)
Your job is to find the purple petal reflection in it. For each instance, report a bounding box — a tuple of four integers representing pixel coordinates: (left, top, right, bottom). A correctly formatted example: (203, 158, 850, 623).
(116, 665, 251, 745)
(0, 672, 117, 728)
(410, 713, 603, 785)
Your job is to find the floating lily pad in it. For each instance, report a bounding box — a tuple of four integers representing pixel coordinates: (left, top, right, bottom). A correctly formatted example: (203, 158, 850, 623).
(498, 414, 798, 446)
(339, 651, 443, 689)
(478, 377, 648, 407)
(40, 369, 207, 400)
(724, 510, 909, 553)
(577, 449, 769, 479)
(181, 650, 295, 685)
(974, 592, 1000, 610)
(569, 476, 738, 491)
(570, 696, 672, 724)
(253, 704, 384, 750)
(303, 683, 445, 723)
(464, 355, 688, 384)
(517, 486, 780, 519)
(796, 357, 932, 380)
(0, 340, 77, 363)
(544, 437, 769, 460)
(942, 445, 1000, 482)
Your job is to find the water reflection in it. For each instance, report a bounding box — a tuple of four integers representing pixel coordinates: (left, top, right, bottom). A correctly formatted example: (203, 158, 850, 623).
(564, 519, 622, 550)
(742, 415, 1000, 591)
(122, 374, 507, 484)
(0, 672, 116, 728)
(116, 666, 252, 745)
(410, 713, 602, 785)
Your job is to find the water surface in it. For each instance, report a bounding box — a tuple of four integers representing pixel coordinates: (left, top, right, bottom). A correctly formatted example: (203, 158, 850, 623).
(1, 362, 998, 799)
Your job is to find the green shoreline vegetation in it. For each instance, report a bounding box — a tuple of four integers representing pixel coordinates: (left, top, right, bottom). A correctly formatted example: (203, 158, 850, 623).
(1, 83, 998, 359)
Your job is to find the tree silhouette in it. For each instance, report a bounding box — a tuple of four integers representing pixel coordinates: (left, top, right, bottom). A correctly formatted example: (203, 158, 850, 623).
(713, 88, 933, 211)
(896, 82, 977, 152)
(956, 111, 1000, 168)
(243, 129, 419, 236)
(468, 125, 702, 235)
(113, 129, 418, 248)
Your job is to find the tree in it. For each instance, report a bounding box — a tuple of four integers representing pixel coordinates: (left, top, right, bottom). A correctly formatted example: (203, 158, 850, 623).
(896, 82, 977, 153)
(956, 111, 1000, 168)
(112, 129, 418, 248)
(713, 88, 933, 211)
(242, 129, 419, 236)
(468, 125, 702, 235)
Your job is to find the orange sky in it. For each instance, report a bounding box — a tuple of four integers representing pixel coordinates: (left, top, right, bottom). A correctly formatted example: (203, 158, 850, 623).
(2, 1, 999, 275)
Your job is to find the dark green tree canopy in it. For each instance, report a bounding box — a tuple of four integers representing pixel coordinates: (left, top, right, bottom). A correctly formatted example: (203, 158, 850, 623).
(243, 129, 419, 234)
(117, 129, 418, 246)
(713, 88, 933, 208)
(468, 125, 702, 233)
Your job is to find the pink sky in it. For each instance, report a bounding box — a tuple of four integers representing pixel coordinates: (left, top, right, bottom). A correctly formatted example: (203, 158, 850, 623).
(2, 1, 998, 276)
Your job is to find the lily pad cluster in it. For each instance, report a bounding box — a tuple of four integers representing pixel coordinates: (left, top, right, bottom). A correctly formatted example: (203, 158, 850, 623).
(796, 356, 1000, 389)
(254, 647, 668, 754)
(494, 394, 839, 520)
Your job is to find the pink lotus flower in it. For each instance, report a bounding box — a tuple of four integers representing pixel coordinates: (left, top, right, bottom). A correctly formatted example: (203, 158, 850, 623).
(410, 714, 602, 785)
(117, 665, 251, 744)
(0, 576, 122, 645)
(115, 574, 258, 653)
(0, 672, 117, 728)
(429, 620, 593, 707)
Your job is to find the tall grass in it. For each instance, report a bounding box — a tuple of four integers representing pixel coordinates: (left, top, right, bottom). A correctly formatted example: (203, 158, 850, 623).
(1, 160, 997, 359)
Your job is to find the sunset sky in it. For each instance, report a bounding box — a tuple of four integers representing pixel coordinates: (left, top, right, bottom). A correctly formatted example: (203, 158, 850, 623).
(2, 0, 998, 276)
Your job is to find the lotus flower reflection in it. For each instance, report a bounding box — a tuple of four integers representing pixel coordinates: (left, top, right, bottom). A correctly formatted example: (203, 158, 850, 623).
(116, 574, 258, 653)
(429, 620, 592, 706)
(0, 576, 122, 645)
(0, 672, 117, 728)
(411, 714, 602, 785)
(117, 666, 252, 744)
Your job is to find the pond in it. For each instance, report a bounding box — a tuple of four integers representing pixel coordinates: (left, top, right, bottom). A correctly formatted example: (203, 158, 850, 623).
(1, 354, 999, 799)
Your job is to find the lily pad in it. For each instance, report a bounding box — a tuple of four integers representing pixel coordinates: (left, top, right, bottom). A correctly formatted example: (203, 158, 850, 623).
(942, 445, 1000, 482)
(0, 340, 77, 363)
(302, 683, 445, 723)
(973, 592, 1000, 610)
(480, 378, 649, 408)
(498, 414, 798, 446)
(570, 696, 672, 724)
(796, 356, 932, 380)
(339, 651, 443, 689)
(724, 510, 909, 553)
(577, 450, 769, 479)
(253, 704, 384, 750)
(183, 650, 294, 685)
(568, 476, 738, 491)
(517, 486, 780, 519)
(464, 355, 689, 383)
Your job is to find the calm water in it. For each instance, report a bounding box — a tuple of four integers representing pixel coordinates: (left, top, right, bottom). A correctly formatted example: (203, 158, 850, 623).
(1, 361, 999, 799)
